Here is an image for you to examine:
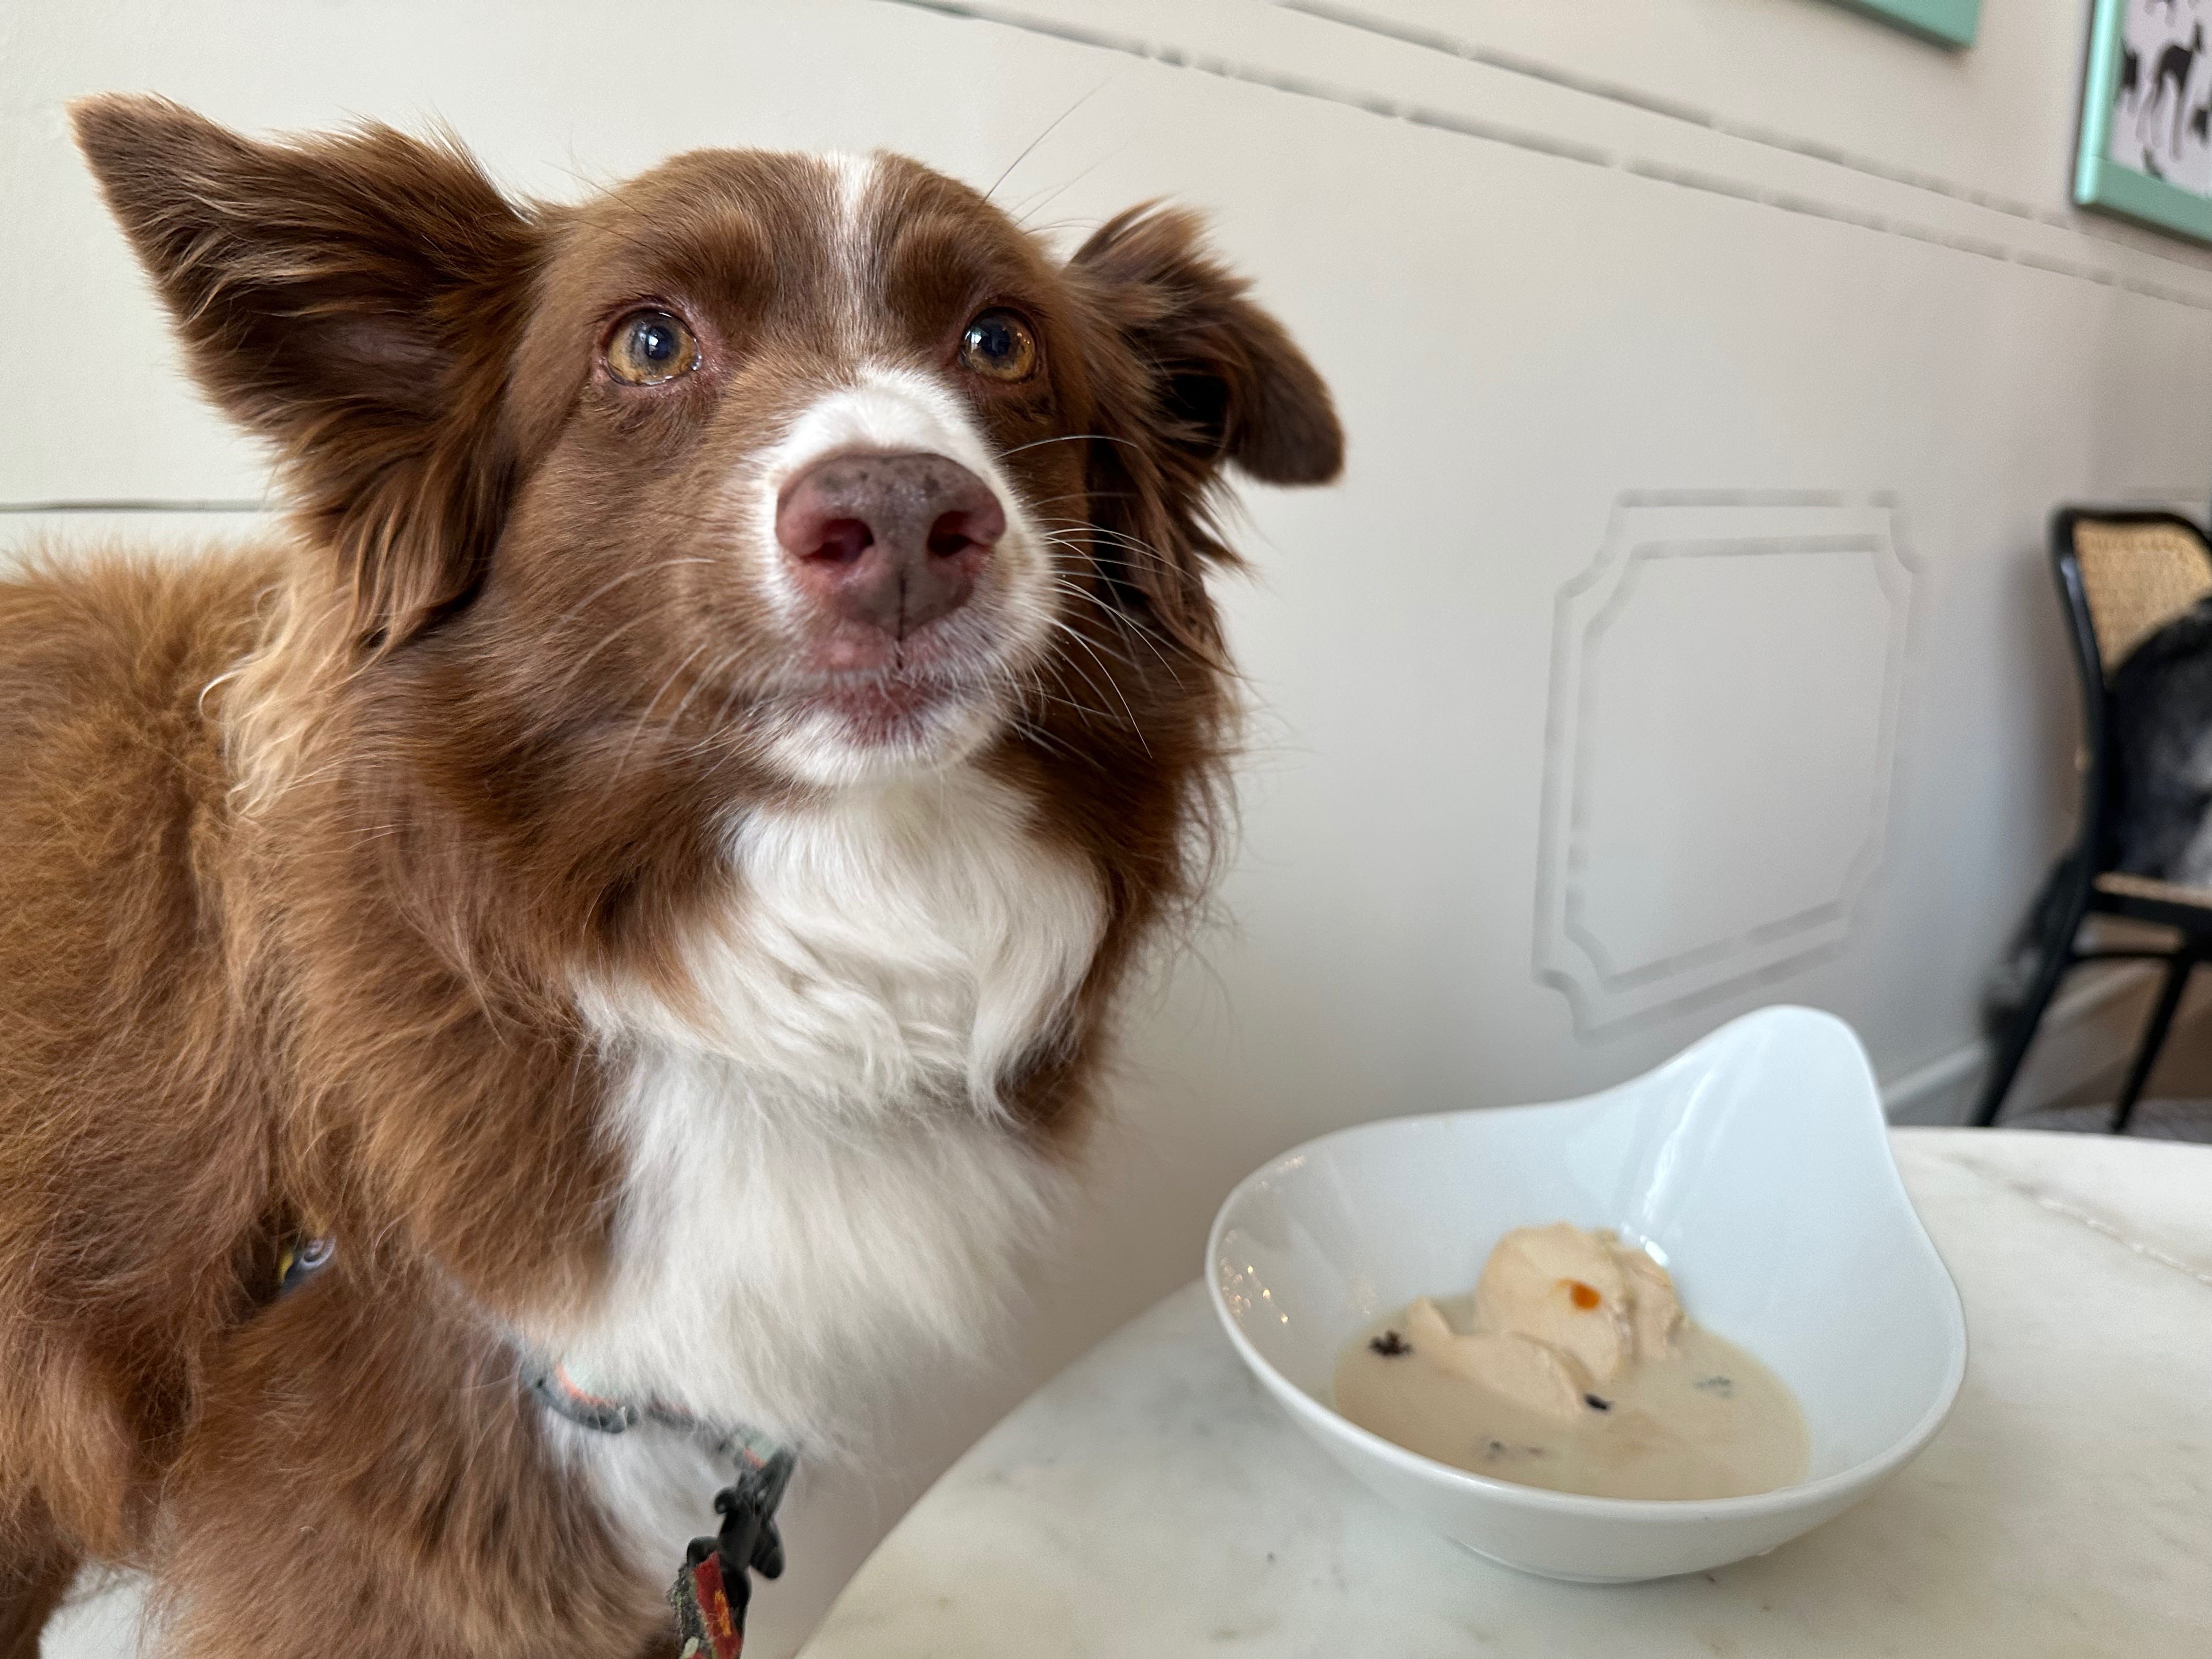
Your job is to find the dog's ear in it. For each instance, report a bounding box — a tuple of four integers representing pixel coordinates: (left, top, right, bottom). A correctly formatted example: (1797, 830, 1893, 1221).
(71, 95, 540, 650)
(1069, 206, 1341, 488)
(1066, 207, 1341, 642)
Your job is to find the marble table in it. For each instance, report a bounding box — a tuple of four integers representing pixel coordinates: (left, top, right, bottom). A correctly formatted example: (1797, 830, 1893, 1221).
(800, 1128, 2211, 1657)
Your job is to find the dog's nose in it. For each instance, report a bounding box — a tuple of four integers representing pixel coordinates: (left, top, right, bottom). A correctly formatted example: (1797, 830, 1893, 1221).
(775, 450, 1005, 635)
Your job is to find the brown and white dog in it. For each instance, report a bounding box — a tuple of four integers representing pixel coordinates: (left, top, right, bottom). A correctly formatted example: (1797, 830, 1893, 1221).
(0, 98, 1339, 1656)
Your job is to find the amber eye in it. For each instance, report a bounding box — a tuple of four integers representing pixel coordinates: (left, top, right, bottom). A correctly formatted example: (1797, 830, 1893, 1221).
(958, 309, 1037, 382)
(606, 308, 700, 386)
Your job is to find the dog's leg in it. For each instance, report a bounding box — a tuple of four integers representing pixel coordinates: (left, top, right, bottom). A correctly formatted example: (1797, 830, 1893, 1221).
(0, 1495, 80, 1659)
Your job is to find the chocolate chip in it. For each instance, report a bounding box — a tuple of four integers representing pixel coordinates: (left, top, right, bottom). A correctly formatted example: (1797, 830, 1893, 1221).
(1584, 1393, 1612, 1411)
(1368, 1330, 1411, 1357)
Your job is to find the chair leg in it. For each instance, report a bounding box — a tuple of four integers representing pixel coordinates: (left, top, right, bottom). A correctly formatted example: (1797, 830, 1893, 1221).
(2111, 952, 2196, 1136)
(1973, 870, 2089, 1127)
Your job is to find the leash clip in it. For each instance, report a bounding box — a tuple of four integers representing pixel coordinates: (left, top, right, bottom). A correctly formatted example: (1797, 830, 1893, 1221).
(670, 1445, 795, 1659)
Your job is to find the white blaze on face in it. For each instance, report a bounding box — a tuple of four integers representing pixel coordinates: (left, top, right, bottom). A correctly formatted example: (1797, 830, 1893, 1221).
(742, 365, 1056, 784)
(817, 151, 882, 370)
(714, 154, 1058, 786)
(752, 364, 1047, 637)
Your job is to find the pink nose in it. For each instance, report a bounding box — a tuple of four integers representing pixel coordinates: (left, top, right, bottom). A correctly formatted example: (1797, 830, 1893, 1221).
(774, 450, 1006, 636)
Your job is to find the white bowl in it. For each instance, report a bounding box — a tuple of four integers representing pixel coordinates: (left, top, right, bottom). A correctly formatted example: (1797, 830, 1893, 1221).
(1206, 1005, 1966, 1582)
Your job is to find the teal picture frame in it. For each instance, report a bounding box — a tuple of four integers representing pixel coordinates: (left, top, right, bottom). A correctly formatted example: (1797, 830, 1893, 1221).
(2077, 0, 2212, 244)
(1830, 0, 1980, 48)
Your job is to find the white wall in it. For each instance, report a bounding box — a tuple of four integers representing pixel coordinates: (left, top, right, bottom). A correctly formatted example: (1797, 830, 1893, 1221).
(9, 2, 2211, 1652)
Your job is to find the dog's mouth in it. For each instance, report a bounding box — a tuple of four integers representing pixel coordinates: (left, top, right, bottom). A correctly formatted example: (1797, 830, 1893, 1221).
(771, 592, 1039, 757)
(765, 648, 1017, 763)
(799, 666, 973, 735)
(753, 508, 1053, 774)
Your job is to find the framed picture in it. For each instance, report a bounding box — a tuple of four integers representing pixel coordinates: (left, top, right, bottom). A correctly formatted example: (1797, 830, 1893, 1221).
(2078, 0, 2212, 243)
(1830, 0, 1979, 48)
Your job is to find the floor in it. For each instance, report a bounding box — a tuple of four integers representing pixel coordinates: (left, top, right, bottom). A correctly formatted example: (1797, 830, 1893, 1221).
(2005, 1097, 2212, 1141)
(2007, 1013, 2212, 1142)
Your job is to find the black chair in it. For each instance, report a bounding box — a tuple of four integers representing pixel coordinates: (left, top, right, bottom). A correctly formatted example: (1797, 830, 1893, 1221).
(1975, 508, 2212, 1132)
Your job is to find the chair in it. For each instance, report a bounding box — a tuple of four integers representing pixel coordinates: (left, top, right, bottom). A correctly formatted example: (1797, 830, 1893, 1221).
(1974, 508, 2212, 1132)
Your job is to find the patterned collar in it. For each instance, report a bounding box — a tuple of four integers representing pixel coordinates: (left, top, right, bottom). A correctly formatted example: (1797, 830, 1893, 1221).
(521, 1360, 798, 1659)
(273, 1233, 794, 1655)
(522, 1359, 788, 1474)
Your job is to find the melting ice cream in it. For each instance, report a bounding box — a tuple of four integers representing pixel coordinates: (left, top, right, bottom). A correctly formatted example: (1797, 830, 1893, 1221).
(1334, 1223, 1808, 1500)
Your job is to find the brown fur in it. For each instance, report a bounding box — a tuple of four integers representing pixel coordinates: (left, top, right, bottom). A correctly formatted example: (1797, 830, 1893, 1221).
(0, 97, 1339, 1656)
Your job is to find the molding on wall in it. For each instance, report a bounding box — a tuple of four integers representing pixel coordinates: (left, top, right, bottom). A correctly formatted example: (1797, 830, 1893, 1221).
(885, 0, 2212, 312)
(1285, 2, 2024, 223)
(1535, 494, 1916, 1035)
(0, 507, 271, 570)
(0, 500, 268, 514)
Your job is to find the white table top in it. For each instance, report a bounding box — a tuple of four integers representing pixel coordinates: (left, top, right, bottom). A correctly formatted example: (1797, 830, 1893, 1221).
(800, 1127, 2211, 1657)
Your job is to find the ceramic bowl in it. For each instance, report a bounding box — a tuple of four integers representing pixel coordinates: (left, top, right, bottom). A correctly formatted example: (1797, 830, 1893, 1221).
(1206, 1005, 1966, 1582)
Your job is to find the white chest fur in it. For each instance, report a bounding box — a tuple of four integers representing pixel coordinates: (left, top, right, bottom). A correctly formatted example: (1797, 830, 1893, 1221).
(549, 769, 1104, 1570)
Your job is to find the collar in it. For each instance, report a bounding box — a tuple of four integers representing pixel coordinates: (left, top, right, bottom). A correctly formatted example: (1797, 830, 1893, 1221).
(277, 1234, 793, 1647)
(276, 1237, 788, 1477)
(524, 1360, 790, 1477)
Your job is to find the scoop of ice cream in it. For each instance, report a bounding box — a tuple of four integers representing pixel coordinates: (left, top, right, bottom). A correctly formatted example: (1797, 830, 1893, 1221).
(1403, 1296, 1592, 1420)
(1612, 1234, 1685, 1361)
(1473, 1223, 1684, 1384)
(1475, 1222, 1633, 1383)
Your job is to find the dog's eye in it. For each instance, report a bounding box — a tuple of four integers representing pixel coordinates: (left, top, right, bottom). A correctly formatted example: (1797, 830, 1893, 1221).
(606, 309, 700, 386)
(958, 310, 1037, 383)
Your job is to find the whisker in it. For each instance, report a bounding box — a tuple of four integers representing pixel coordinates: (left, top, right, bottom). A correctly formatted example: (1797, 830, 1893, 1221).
(503, 608, 674, 739)
(1034, 526, 1183, 587)
(1022, 490, 1138, 509)
(983, 77, 1115, 205)
(1032, 516, 1176, 560)
(1041, 574, 1180, 678)
(546, 557, 723, 631)
(1036, 617, 1151, 755)
(608, 640, 713, 783)
(1035, 548, 1182, 656)
(670, 646, 748, 735)
(998, 432, 1142, 458)
(1012, 153, 1116, 229)
(1004, 707, 1094, 768)
(703, 667, 765, 738)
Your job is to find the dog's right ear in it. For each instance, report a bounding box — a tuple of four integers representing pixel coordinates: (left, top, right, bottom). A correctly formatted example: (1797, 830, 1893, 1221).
(71, 95, 541, 650)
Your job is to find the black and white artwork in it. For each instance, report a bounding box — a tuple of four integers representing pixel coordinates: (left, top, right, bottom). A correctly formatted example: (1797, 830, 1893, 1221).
(2108, 0, 2212, 193)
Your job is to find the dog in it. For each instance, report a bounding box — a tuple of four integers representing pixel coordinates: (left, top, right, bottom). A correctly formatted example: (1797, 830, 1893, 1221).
(1986, 586, 2212, 1032)
(2104, 594, 2212, 885)
(0, 96, 1340, 1657)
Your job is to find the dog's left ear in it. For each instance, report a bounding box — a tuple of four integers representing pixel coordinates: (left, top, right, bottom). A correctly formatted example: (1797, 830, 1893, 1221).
(71, 95, 540, 651)
(1068, 206, 1342, 489)
(1065, 207, 1341, 645)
